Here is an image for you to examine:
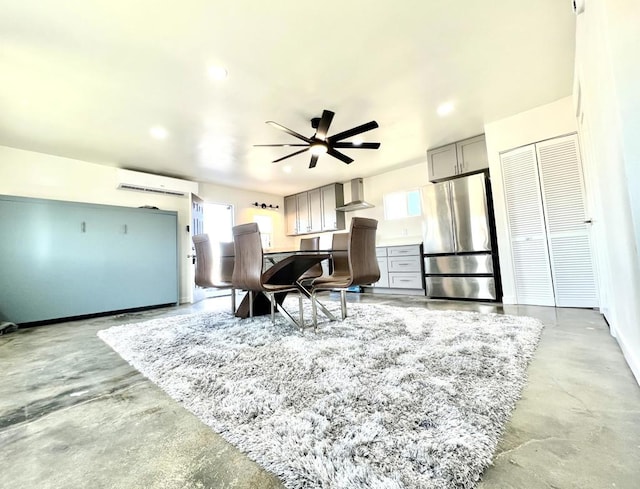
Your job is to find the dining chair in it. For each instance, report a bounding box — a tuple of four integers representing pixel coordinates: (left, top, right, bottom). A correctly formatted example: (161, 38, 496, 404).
(192, 234, 236, 313)
(297, 237, 324, 286)
(310, 218, 380, 329)
(231, 222, 304, 328)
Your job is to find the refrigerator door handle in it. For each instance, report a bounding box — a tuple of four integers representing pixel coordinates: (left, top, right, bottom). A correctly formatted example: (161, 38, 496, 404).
(448, 181, 458, 254)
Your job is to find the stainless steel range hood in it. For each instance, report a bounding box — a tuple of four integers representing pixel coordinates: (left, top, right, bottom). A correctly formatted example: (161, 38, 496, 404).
(336, 178, 374, 212)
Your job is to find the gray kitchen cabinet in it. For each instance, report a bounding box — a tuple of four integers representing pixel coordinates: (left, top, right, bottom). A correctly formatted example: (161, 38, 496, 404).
(426, 143, 458, 182)
(296, 192, 311, 234)
(0, 195, 178, 324)
(308, 188, 323, 233)
(321, 184, 345, 231)
(370, 244, 424, 294)
(284, 195, 298, 235)
(284, 183, 344, 236)
(375, 247, 389, 288)
(427, 134, 488, 182)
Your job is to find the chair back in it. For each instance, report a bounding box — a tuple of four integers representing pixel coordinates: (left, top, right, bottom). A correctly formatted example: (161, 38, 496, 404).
(218, 241, 235, 283)
(232, 223, 264, 291)
(192, 234, 215, 288)
(331, 233, 350, 277)
(298, 237, 323, 281)
(348, 217, 380, 285)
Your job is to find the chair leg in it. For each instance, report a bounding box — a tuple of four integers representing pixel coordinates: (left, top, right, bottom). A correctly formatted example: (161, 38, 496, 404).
(270, 293, 275, 324)
(298, 292, 303, 328)
(311, 290, 318, 331)
(340, 289, 347, 320)
(249, 290, 253, 318)
(231, 288, 236, 314)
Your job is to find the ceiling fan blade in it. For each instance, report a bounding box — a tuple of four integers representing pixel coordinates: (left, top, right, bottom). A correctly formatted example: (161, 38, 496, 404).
(266, 121, 313, 143)
(327, 148, 354, 165)
(332, 142, 381, 149)
(254, 144, 308, 147)
(328, 121, 379, 143)
(272, 148, 309, 163)
(309, 154, 320, 169)
(315, 110, 335, 140)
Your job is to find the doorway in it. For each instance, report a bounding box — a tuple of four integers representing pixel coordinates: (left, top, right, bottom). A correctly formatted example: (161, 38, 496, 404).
(500, 134, 599, 308)
(201, 202, 235, 299)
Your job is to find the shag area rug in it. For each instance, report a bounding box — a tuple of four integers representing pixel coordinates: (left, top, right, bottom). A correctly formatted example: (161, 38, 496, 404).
(98, 301, 543, 489)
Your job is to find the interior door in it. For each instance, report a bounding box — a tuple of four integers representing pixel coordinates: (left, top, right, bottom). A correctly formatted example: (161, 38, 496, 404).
(190, 193, 205, 303)
(536, 134, 598, 308)
(501, 144, 556, 306)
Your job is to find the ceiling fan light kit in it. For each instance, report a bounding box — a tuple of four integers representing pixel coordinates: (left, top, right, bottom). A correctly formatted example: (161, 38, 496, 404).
(254, 109, 380, 168)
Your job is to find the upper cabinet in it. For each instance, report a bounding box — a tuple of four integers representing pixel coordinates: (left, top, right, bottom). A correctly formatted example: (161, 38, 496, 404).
(427, 134, 488, 182)
(284, 183, 345, 236)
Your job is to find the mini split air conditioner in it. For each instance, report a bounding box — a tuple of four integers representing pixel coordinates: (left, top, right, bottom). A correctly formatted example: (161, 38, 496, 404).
(116, 169, 198, 197)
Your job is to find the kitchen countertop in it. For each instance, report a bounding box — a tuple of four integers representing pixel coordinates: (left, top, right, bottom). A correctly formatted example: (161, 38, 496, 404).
(375, 237, 423, 248)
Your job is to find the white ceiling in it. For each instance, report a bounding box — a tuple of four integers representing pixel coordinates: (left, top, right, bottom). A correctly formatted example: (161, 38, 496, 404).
(0, 1, 576, 196)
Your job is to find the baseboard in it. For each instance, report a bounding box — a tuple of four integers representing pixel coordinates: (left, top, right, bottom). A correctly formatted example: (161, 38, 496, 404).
(613, 327, 640, 387)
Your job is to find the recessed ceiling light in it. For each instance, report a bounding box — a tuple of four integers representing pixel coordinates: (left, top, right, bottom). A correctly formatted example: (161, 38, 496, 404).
(437, 102, 455, 117)
(283, 166, 292, 173)
(352, 138, 363, 146)
(149, 126, 168, 140)
(208, 65, 228, 80)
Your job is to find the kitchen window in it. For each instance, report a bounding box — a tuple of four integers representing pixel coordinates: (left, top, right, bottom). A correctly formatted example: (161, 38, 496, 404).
(383, 190, 421, 220)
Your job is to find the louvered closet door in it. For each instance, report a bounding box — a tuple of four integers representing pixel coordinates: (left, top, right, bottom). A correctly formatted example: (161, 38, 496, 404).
(536, 135, 598, 307)
(501, 145, 556, 306)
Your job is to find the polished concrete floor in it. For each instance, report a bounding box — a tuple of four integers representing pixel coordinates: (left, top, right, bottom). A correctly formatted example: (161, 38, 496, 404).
(1, 293, 639, 489)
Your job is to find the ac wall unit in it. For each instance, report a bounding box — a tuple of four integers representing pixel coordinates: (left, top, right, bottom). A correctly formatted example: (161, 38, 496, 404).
(116, 169, 198, 197)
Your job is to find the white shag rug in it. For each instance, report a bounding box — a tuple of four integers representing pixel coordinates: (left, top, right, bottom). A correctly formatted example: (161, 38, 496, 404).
(98, 301, 543, 489)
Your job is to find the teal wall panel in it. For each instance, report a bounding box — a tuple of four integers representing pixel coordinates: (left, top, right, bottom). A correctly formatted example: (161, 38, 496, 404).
(0, 195, 178, 324)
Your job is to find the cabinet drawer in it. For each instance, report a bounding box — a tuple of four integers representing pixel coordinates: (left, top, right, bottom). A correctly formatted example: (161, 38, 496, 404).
(376, 247, 388, 257)
(387, 245, 420, 257)
(389, 272, 423, 289)
(388, 255, 421, 272)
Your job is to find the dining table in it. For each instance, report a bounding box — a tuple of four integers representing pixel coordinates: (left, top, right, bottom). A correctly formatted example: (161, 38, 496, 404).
(234, 250, 336, 323)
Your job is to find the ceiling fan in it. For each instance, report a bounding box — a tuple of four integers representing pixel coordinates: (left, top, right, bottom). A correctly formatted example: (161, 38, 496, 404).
(254, 109, 380, 168)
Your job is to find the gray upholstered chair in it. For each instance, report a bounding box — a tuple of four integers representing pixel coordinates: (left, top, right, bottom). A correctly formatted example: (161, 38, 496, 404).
(192, 235, 237, 313)
(297, 236, 324, 286)
(310, 218, 380, 328)
(232, 223, 304, 327)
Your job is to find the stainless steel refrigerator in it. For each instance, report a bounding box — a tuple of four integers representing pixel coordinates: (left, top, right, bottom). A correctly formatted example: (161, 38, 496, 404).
(421, 172, 501, 300)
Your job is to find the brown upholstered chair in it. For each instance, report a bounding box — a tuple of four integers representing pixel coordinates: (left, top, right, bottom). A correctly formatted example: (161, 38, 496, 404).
(192, 235, 236, 313)
(297, 237, 324, 285)
(310, 218, 380, 328)
(232, 223, 304, 327)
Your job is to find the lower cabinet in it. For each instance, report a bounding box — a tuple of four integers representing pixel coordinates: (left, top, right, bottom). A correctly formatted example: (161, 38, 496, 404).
(0, 195, 179, 324)
(368, 244, 425, 295)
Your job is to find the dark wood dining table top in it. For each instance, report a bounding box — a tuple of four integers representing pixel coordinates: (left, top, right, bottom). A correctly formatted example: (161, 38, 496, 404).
(234, 251, 331, 319)
(261, 251, 330, 285)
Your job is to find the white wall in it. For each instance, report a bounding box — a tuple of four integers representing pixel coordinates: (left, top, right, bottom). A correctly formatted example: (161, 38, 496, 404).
(0, 145, 286, 305)
(484, 97, 578, 304)
(353, 163, 430, 246)
(573, 0, 640, 384)
(197, 181, 294, 251)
